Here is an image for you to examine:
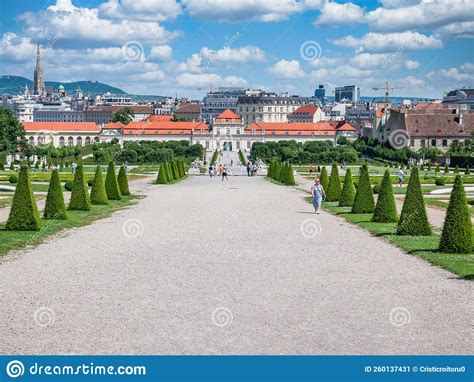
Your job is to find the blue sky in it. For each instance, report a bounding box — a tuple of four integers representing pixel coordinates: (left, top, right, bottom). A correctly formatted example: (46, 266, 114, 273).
(0, 0, 473, 98)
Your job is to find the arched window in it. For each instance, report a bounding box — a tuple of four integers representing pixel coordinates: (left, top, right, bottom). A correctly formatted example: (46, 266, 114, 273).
(85, 136, 91, 145)
(29, 136, 35, 145)
(216, 128, 220, 135)
(226, 128, 230, 135)
(59, 136, 65, 147)
(68, 136, 74, 146)
(37, 136, 44, 145)
(94, 136, 100, 142)
(76, 137, 82, 146)
(236, 129, 241, 135)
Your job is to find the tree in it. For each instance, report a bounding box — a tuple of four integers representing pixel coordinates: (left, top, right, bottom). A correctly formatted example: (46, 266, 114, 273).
(6, 166, 41, 230)
(285, 164, 296, 185)
(320, 166, 329, 192)
(465, 165, 470, 175)
(372, 170, 398, 222)
(210, 150, 219, 166)
(267, 162, 274, 178)
(90, 166, 108, 205)
(44, 169, 67, 219)
(397, 167, 431, 235)
(273, 162, 281, 181)
(110, 107, 134, 125)
(279, 162, 288, 183)
(105, 161, 121, 200)
(156, 163, 169, 184)
(68, 164, 91, 211)
(0, 107, 26, 154)
(326, 163, 341, 201)
(444, 163, 449, 173)
(117, 165, 130, 196)
(339, 169, 355, 207)
(170, 160, 178, 180)
(352, 166, 375, 213)
(439, 176, 472, 253)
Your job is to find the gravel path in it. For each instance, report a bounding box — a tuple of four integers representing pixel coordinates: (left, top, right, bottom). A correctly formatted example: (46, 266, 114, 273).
(0, 175, 472, 355)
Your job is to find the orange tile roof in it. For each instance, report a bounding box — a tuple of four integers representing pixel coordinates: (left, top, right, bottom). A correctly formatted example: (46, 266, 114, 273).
(22, 122, 100, 132)
(336, 123, 357, 131)
(215, 109, 241, 122)
(147, 114, 173, 122)
(175, 103, 201, 113)
(246, 122, 336, 136)
(288, 105, 319, 118)
(105, 120, 208, 135)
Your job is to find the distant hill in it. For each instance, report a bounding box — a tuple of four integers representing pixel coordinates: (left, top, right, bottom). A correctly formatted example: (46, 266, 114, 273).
(0, 75, 126, 96)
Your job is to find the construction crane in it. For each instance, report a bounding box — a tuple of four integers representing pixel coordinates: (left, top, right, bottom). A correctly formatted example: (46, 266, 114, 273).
(372, 81, 400, 102)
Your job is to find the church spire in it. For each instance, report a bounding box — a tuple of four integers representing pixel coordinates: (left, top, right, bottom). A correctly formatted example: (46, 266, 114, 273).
(33, 43, 45, 97)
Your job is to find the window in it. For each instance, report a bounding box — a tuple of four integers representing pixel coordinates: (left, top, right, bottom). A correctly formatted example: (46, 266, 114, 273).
(410, 139, 415, 147)
(420, 139, 425, 148)
(68, 137, 74, 146)
(442, 139, 448, 146)
(77, 137, 82, 146)
(94, 137, 100, 143)
(216, 128, 220, 135)
(85, 136, 91, 145)
(59, 136, 65, 147)
(236, 129, 241, 135)
(226, 128, 230, 135)
(431, 139, 437, 147)
(37, 136, 44, 144)
(29, 136, 35, 145)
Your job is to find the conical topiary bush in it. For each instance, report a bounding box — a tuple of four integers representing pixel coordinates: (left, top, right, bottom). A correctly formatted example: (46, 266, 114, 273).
(267, 162, 274, 178)
(156, 163, 168, 184)
(174, 161, 180, 179)
(444, 163, 449, 174)
(326, 163, 341, 202)
(273, 162, 281, 181)
(339, 169, 355, 207)
(105, 161, 121, 200)
(44, 169, 67, 219)
(68, 164, 91, 211)
(397, 167, 431, 235)
(439, 175, 472, 253)
(465, 165, 470, 175)
(117, 165, 130, 196)
(352, 165, 375, 213)
(372, 170, 398, 222)
(169, 161, 177, 180)
(454, 165, 459, 174)
(279, 162, 288, 183)
(320, 166, 329, 192)
(6, 166, 42, 230)
(181, 160, 187, 177)
(164, 162, 171, 182)
(90, 166, 108, 205)
(285, 164, 296, 185)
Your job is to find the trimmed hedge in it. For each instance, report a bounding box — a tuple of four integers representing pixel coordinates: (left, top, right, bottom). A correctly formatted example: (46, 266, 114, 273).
(156, 163, 168, 184)
(267, 161, 274, 178)
(397, 167, 431, 236)
(273, 162, 281, 181)
(90, 166, 108, 205)
(171, 161, 179, 180)
(320, 166, 329, 192)
(210, 150, 219, 166)
(352, 166, 375, 213)
(6, 166, 42, 231)
(372, 170, 398, 222)
(325, 163, 341, 202)
(285, 163, 296, 185)
(44, 169, 67, 219)
(68, 164, 91, 211)
(165, 162, 171, 182)
(339, 169, 355, 207)
(105, 162, 121, 200)
(117, 165, 130, 196)
(439, 175, 472, 253)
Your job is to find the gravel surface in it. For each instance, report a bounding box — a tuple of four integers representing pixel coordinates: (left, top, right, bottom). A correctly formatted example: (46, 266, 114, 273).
(0, 175, 472, 355)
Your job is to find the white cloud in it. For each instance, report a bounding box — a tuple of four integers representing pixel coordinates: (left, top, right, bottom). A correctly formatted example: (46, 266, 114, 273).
(404, 59, 421, 70)
(434, 21, 474, 40)
(268, 59, 305, 79)
(350, 53, 421, 71)
(331, 32, 443, 53)
(177, 54, 203, 73)
(176, 73, 247, 88)
(315, 2, 364, 26)
(148, 45, 173, 61)
(99, 0, 181, 22)
(365, 0, 474, 32)
(182, 0, 322, 22)
(199, 46, 266, 63)
(378, 0, 420, 8)
(427, 62, 474, 82)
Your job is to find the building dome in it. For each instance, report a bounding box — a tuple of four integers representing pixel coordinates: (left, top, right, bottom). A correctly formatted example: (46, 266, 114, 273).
(58, 83, 64, 90)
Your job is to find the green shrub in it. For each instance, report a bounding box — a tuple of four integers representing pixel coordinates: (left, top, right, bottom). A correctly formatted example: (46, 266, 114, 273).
(444, 163, 449, 173)
(171, 161, 179, 180)
(105, 161, 121, 200)
(210, 150, 219, 166)
(5, 166, 42, 231)
(179, 160, 186, 178)
(454, 165, 459, 174)
(372, 170, 398, 223)
(156, 163, 169, 184)
(439, 176, 472, 253)
(397, 167, 431, 236)
(320, 166, 329, 192)
(64, 181, 73, 191)
(326, 164, 341, 201)
(44, 169, 67, 219)
(468, 199, 474, 206)
(8, 175, 18, 183)
(285, 163, 296, 185)
(435, 164, 440, 173)
(352, 166, 375, 213)
(238, 149, 247, 165)
(435, 177, 445, 186)
(273, 162, 281, 181)
(90, 166, 108, 205)
(0, 162, 4, 170)
(163, 162, 171, 182)
(278, 162, 287, 183)
(68, 165, 91, 211)
(339, 169, 355, 207)
(465, 165, 470, 175)
(9, 163, 14, 170)
(372, 184, 381, 194)
(267, 162, 274, 178)
(117, 165, 130, 195)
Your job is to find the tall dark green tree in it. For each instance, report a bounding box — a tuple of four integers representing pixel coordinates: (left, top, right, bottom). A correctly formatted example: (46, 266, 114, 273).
(352, 166, 375, 213)
(439, 176, 472, 253)
(44, 169, 67, 219)
(117, 165, 130, 196)
(320, 166, 329, 192)
(68, 164, 91, 211)
(397, 167, 431, 235)
(105, 161, 121, 200)
(90, 166, 108, 205)
(326, 163, 341, 201)
(6, 166, 41, 230)
(372, 170, 398, 222)
(339, 169, 355, 207)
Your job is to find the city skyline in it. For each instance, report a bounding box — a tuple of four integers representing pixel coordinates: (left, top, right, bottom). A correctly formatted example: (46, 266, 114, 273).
(0, 0, 473, 98)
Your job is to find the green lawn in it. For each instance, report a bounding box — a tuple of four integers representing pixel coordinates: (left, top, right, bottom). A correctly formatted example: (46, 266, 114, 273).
(321, 202, 474, 279)
(0, 196, 137, 257)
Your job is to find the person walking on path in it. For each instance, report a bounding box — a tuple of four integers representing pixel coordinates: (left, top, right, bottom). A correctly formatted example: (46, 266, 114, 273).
(218, 163, 223, 176)
(71, 162, 77, 174)
(209, 164, 213, 178)
(311, 178, 325, 214)
(309, 164, 314, 177)
(397, 167, 404, 187)
(246, 163, 251, 177)
(222, 164, 229, 182)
